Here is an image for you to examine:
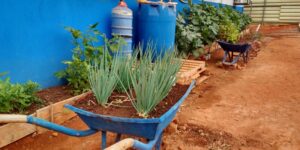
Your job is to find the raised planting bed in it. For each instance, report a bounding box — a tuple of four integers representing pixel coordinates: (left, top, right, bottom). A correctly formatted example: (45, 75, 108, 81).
(0, 90, 90, 148)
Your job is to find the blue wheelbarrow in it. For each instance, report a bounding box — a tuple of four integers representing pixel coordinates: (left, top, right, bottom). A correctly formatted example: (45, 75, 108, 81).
(217, 40, 251, 66)
(0, 81, 195, 150)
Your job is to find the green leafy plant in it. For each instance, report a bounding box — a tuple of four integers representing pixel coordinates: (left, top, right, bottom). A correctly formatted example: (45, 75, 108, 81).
(0, 78, 40, 113)
(219, 6, 252, 32)
(55, 23, 125, 94)
(176, 14, 203, 57)
(0, 72, 8, 77)
(176, 3, 252, 56)
(124, 47, 182, 117)
(88, 56, 121, 106)
(176, 4, 220, 57)
(239, 13, 252, 31)
(218, 20, 240, 43)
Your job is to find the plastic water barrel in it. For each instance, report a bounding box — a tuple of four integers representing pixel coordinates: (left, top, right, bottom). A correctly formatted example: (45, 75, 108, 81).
(234, 5, 244, 13)
(137, 2, 177, 58)
(111, 1, 133, 57)
(112, 37, 133, 57)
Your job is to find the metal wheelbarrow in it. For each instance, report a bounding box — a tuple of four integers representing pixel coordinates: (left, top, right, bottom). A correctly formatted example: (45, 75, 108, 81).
(217, 40, 251, 66)
(0, 80, 195, 150)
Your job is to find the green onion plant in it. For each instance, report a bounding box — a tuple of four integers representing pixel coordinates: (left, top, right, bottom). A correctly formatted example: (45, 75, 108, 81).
(114, 56, 136, 93)
(88, 55, 120, 106)
(124, 46, 182, 117)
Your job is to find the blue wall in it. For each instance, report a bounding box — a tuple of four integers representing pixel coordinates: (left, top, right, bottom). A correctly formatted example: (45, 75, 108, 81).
(0, 0, 199, 88)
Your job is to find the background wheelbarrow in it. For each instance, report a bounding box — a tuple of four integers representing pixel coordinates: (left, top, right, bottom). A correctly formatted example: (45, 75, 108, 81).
(217, 40, 251, 66)
(0, 81, 195, 150)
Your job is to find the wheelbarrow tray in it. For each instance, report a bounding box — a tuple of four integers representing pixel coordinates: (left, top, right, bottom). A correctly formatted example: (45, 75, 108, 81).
(0, 81, 195, 149)
(64, 80, 195, 140)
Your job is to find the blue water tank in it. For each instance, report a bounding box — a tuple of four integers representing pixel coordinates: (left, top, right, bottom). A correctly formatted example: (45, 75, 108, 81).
(115, 37, 133, 57)
(234, 5, 244, 13)
(137, 2, 177, 58)
(111, 1, 133, 57)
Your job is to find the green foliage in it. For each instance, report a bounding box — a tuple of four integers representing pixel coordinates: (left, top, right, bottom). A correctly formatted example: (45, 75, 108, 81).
(218, 20, 240, 43)
(0, 72, 8, 77)
(176, 14, 203, 57)
(219, 6, 252, 31)
(124, 47, 181, 117)
(55, 23, 126, 94)
(0, 78, 40, 113)
(176, 4, 220, 57)
(114, 56, 136, 93)
(239, 13, 252, 31)
(88, 56, 120, 106)
(176, 4, 252, 56)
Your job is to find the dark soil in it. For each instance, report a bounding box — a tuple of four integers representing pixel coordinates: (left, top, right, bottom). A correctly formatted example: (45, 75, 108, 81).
(26, 85, 74, 115)
(0, 85, 74, 126)
(74, 84, 189, 118)
(36, 85, 74, 104)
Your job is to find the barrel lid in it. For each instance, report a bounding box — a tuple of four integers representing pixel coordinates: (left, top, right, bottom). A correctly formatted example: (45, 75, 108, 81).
(112, 1, 133, 16)
(118, 0, 127, 7)
(138, 0, 177, 6)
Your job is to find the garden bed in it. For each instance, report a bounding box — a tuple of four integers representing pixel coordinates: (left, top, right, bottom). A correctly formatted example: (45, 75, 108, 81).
(0, 88, 90, 148)
(73, 84, 189, 118)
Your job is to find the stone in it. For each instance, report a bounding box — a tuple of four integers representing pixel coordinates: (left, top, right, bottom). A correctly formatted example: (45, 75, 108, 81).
(52, 132, 58, 137)
(166, 122, 178, 133)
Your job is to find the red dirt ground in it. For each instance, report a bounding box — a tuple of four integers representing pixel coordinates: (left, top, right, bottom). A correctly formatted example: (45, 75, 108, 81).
(2, 27, 300, 150)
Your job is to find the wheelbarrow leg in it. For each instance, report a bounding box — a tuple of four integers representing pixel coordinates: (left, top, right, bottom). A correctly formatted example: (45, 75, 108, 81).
(115, 133, 122, 142)
(155, 133, 163, 150)
(101, 131, 107, 150)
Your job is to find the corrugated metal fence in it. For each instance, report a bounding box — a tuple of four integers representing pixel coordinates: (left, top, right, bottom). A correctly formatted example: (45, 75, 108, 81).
(244, 0, 300, 23)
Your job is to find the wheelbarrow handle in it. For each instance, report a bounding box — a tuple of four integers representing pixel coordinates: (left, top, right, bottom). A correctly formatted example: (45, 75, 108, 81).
(0, 114, 27, 123)
(0, 114, 97, 137)
(105, 138, 135, 150)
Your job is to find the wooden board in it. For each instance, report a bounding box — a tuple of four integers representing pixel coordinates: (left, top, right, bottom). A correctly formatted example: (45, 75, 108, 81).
(36, 91, 91, 134)
(0, 123, 36, 148)
(0, 91, 91, 148)
(196, 75, 210, 85)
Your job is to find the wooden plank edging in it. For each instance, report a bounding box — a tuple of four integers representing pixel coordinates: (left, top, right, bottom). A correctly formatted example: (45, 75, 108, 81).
(0, 91, 92, 148)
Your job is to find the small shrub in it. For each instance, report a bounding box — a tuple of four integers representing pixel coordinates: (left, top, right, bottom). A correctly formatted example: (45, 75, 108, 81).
(239, 13, 252, 31)
(219, 6, 252, 32)
(218, 20, 240, 43)
(0, 77, 40, 113)
(55, 23, 125, 94)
